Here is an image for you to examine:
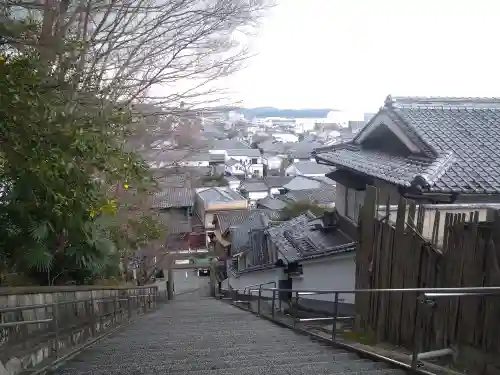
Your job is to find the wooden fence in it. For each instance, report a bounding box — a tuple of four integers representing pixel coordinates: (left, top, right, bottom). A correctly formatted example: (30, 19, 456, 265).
(355, 186, 500, 357)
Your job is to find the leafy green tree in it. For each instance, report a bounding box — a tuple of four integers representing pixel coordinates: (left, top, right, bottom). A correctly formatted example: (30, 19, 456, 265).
(0, 25, 157, 285)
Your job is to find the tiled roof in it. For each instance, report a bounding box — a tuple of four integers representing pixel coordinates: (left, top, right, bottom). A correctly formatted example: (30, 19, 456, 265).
(240, 180, 269, 192)
(284, 187, 336, 205)
(257, 197, 287, 210)
(196, 187, 244, 204)
(290, 161, 335, 175)
(152, 187, 194, 208)
(315, 96, 500, 195)
(282, 175, 333, 191)
(230, 211, 271, 255)
(207, 139, 250, 150)
(185, 152, 225, 162)
(214, 210, 254, 234)
(154, 173, 189, 188)
(266, 213, 355, 262)
(264, 176, 294, 188)
(226, 149, 261, 157)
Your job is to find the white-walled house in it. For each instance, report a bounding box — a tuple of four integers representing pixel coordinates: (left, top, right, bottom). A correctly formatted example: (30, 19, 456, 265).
(224, 149, 264, 177)
(272, 133, 299, 143)
(238, 181, 270, 207)
(262, 154, 283, 171)
(225, 175, 241, 191)
(264, 176, 294, 196)
(285, 161, 334, 177)
(221, 211, 357, 315)
(194, 187, 248, 245)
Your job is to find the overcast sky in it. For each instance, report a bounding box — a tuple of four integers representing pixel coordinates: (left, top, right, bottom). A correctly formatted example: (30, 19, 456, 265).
(229, 0, 500, 112)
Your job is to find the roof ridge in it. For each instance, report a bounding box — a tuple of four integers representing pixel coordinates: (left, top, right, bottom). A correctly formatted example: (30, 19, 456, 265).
(386, 95, 500, 109)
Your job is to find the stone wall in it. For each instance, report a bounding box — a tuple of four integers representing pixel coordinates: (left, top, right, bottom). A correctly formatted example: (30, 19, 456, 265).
(0, 285, 160, 375)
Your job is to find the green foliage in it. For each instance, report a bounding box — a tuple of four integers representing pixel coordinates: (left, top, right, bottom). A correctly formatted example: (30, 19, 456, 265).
(0, 21, 160, 285)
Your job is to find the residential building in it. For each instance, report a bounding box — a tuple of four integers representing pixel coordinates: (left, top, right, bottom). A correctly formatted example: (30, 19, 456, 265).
(263, 176, 294, 196)
(224, 149, 264, 177)
(285, 161, 335, 177)
(224, 175, 241, 191)
(261, 153, 283, 171)
(151, 187, 205, 253)
(224, 211, 357, 315)
(282, 187, 336, 209)
(315, 95, 500, 242)
(183, 152, 225, 167)
(282, 175, 334, 191)
(207, 139, 250, 154)
(256, 197, 288, 220)
(238, 180, 270, 207)
(286, 141, 323, 162)
(194, 187, 248, 245)
(272, 133, 299, 143)
(211, 209, 264, 261)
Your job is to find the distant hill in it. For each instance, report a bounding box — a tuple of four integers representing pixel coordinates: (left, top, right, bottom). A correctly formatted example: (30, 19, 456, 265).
(236, 107, 334, 119)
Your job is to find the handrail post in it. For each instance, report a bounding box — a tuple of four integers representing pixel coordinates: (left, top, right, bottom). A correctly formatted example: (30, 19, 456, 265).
(272, 289, 276, 319)
(292, 291, 299, 328)
(332, 292, 339, 341)
(411, 293, 424, 369)
(257, 286, 262, 316)
(53, 302, 60, 358)
(127, 296, 132, 320)
(90, 293, 96, 337)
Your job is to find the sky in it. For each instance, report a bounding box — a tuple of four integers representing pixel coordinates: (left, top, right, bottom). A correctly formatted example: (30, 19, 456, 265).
(228, 0, 500, 113)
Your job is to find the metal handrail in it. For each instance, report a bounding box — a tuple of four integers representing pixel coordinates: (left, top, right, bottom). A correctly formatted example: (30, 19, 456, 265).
(232, 284, 500, 372)
(0, 286, 163, 373)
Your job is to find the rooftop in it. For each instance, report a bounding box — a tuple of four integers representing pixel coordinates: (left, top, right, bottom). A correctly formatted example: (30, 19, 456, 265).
(264, 176, 294, 188)
(283, 175, 334, 191)
(284, 187, 336, 205)
(152, 187, 194, 208)
(185, 152, 225, 162)
(257, 197, 288, 210)
(266, 212, 356, 262)
(230, 211, 271, 255)
(240, 180, 269, 192)
(315, 95, 500, 195)
(196, 187, 245, 204)
(214, 209, 255, 234)
(290, 161, 335, 175)
(226, 149, 262, 157)
(207, 139, 250, 150)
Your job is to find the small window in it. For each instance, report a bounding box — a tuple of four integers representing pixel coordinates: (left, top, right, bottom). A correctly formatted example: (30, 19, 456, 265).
(251, 158, 258, 164)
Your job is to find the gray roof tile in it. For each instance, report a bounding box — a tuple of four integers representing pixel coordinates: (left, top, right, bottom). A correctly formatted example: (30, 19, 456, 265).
(290, 161, 335, 175)
(215, 210, 254, 234)
(266, 213, 356, 262)
(152, 187, 194, 208)
(226, 149, 261, 157)
(240, 180, 269, 192)
(263, 176, 294, 188)
(284, 187, 336, 205)
(256, 197, 288, 210)
(315, 96, 500, 194)
(230, 211, 271, 255)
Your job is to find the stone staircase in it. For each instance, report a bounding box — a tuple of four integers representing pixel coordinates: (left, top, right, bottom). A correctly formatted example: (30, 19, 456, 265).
(54, 295, 407, 375)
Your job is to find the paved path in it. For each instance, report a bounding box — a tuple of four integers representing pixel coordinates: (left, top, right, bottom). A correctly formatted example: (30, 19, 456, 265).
(54, 295, 407, 375)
